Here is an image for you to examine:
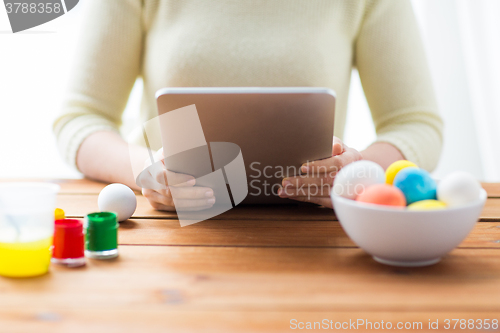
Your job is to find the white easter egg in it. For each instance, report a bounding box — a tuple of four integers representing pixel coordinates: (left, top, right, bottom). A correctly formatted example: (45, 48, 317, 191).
(333, 161, 385, 199)
(437, 171, 481, 207)
(98, 183, 137, 222)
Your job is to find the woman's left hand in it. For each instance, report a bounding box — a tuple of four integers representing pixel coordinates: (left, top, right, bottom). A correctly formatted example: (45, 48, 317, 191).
(277, 136, 363, 208)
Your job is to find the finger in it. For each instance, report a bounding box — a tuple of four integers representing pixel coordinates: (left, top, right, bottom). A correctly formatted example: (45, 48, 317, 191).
(149, 202, 176, 212)
(146, 148, 165, 169)
(301, 148, 361, 175)
(155, 147, 164, 160)
(278, 186, 332, 198)
(143, 188, 175, 211)
(145, 189, 174, 207)
(331, 147, 363, 169)
(138, 165, 166, 190)
(150, 199, 215, 212)
(286, 196, 333, 208)
(152, 186, 214, 202)
(173, 197, 216, 210)
(282, 175, 334, 189)
(175, 204, 218, 212)
(146, 190, 216, 211)
(155, 169, 196, 186)
(152, 148, 196, 186)
(332, 136, 345, 156)
(300, 156, 343, 175)
(169, 186, 214, 200)
(142, 187, 153, 197)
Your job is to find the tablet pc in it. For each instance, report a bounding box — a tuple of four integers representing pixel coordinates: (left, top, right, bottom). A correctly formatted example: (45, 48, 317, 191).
(156, 87, 335, 204)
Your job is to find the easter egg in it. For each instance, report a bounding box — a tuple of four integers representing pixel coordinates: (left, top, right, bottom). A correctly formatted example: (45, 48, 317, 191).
(437, 171, 481, 207)
(356, 184, 406, 207)
(407, 200, 446, 211)
(385, 160, 418, 185)
(333, 161, 385, 199)
(393, 167, 437, 205)
(98, 183, 137, 222)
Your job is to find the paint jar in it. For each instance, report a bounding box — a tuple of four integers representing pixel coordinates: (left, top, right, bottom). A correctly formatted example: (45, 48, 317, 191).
(54, 208, 65, 220)
(52, 219, 85, 267)
(84, 212, 118, 259)
(0, 182, 60, 277)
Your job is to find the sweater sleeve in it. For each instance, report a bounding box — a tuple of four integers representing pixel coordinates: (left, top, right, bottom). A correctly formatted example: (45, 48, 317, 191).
(53, 0, 143, 170)
(355, 0, 443, 171)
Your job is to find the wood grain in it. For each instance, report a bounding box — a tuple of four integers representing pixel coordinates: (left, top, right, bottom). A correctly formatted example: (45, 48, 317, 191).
(2, 246, 500, 314)
(116, 219, 500, 249)
(1, 310, 499, 333)
(481, 198, 500, 221)
(118, 218, 350, 247)
(4, 310, 500, 333)
(482, 183, 500, 197)
(56, 194, 336, 220)
(3, 179, 500, 332)
(57, 194, 500, 221)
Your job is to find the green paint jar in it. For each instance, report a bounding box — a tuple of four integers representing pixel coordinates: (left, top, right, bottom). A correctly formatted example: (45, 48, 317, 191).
(85, 212, 118, 259)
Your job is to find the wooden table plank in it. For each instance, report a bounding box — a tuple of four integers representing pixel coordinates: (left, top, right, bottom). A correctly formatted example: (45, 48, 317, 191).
(57, 194, 336, 221)
(481, 198, 500, 221)
(482, 183, 500, 198)
(3, 179, 500, 332)
(57, 194, 500, 221)
(3, 311, 500, 333)
(2, 246, 500, 313)
(2, 310, 499, 333)
(116, 219, 500, 249)
(118, 219, 351, 247)
(463, 222, 500, 247)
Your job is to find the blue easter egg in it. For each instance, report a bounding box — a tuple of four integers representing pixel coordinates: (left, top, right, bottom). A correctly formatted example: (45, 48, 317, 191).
(393, 167, 437, 205)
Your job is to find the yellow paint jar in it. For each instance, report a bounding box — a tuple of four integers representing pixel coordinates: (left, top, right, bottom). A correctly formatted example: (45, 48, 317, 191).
(0, 183, 59, 278)
(0, 236, 53, 277)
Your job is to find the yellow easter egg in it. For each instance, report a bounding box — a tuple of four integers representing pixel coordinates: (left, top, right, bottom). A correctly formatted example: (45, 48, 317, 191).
(407, 200, 447, 211)
(54, 208, 65, 220)
(386, 160, 418, 185)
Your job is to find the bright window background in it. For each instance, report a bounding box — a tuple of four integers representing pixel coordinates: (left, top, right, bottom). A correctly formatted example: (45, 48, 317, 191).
(0, 4, 142, 179)
(1, 1, 498, 181)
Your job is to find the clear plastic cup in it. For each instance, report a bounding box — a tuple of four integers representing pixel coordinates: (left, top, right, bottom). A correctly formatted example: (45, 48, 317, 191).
(0, 182, 60, 277)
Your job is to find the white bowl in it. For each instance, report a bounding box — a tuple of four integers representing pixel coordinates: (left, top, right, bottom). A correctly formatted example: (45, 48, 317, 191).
(331, 189, 487, 267)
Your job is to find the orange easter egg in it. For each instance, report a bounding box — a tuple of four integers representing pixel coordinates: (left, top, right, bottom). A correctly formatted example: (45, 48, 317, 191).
(356, 184, 406, 207)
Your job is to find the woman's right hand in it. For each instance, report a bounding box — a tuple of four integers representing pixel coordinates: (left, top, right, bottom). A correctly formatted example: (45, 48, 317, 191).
(141, 148, 216, 211)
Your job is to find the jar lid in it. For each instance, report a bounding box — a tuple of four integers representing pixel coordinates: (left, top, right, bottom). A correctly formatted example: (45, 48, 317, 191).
(54, 208, 65, 220)
(55, 218, 82, 232)
(86, 212, 118, 230)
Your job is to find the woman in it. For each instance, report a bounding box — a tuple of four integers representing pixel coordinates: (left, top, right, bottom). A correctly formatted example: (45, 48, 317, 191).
(53, 0, 442, 210)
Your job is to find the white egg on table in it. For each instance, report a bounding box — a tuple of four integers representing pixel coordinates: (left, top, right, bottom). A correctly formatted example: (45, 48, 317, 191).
(437, 171, 481, 207)
(332, 161, 385, 199)
(98, 183, 137, 222)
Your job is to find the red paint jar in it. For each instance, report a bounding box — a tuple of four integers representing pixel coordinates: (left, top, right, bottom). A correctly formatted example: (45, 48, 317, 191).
(51, 219, 85, 267)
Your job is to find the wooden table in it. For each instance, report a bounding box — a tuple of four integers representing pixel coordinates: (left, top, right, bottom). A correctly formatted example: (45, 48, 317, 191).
(2, 179, 500, 332)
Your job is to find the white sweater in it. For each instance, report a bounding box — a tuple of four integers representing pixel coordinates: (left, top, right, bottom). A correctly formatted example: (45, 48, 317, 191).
(53, 0, 443, 171)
